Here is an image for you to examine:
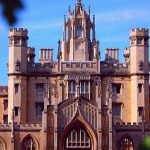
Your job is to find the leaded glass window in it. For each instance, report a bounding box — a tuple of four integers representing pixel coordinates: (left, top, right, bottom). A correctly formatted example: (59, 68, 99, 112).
(65, 128, 91, 148)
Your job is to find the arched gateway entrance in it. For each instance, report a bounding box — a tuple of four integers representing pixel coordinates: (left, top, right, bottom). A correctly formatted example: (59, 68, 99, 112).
(59, 118, 97, 150)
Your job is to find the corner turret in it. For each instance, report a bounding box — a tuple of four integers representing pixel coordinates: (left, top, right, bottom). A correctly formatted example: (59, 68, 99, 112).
(8, 28, 28, 74)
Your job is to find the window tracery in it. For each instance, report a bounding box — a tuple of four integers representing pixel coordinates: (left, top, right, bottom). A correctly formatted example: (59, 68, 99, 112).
(119, 137, 134, 150)
(65, 128, 91, 149)
(22, 137, 36, 150)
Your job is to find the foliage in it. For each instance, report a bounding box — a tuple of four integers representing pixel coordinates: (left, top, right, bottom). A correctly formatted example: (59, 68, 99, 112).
(138, 135, 150, 150)
(0, 0, 24, 25)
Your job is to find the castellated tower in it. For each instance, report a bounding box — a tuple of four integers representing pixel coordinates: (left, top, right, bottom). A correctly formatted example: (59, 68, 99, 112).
(129, 28, 149, 123)
(8, 28, 28, 123)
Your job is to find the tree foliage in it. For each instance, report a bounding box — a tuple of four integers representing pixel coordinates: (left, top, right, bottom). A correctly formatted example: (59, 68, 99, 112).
(0, 0, 24, 25)
(138, 136, 150, 150)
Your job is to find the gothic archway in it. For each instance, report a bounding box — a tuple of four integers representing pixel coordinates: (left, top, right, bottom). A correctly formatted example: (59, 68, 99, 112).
(21, 135, 39, 150)
(118, 135, 134, 150)
(59, 116, 97, 150)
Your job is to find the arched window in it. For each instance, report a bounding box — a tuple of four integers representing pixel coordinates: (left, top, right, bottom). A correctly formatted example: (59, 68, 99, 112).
(76, 26, 82, 37)
(22, 136, 36, 150)
(119, 136, 134, 150)
(65, 128, 91, 149)
(76, 20, 82, 38)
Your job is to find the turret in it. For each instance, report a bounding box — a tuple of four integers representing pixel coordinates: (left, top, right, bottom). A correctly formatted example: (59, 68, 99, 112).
(8, 28, 28, 123)
(130, 28, 149, 74)
(129, 28, 149, 123)
(8, 28, 28, 74)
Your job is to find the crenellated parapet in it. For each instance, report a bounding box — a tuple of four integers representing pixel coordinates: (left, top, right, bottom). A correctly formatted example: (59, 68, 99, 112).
(61, 61, 98, 73)
(27, 62, 58, 74)
(9, 28, 28, 37)
(0, 123, 11, 131)
(130, 28, 149, 37)
(114, 122, 145, 130)
(130, 28, 149, 47)
(0, 123, 42, 131)
(101, 62, 129, 75)
(16, 123, 42, 131)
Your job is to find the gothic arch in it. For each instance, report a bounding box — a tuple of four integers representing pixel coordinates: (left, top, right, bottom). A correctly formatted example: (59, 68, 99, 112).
(59, 115, 97, 150)
(0, 136, 6, 150)
(118, 134, 134, 150)
(21, 134, 39, 150)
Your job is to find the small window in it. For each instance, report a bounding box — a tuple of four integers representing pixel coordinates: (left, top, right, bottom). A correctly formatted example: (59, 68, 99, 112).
(3, 99, 8, 110)
(138, 84, 142, 93)
(14, 83, 19, 93)
(138, 107, 144, 117)
(35, 102, 44, 119)
(36, 83, 44, 96)
(112, 83, 121, 94)
(14, 107, 19, 117)
(81, 81, 89, 93)
(3, 115, 8, 124)
(68, 81, 76, 93)
(112, 103, 121, 117)
(15, 61, 20, 71)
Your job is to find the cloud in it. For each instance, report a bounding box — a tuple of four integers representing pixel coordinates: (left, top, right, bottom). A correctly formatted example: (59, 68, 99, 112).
(96, 8, 150, 23)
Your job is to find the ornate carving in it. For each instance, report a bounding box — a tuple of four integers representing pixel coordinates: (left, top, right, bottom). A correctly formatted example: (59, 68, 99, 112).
(54, 80, 59, 98)
(58, 98, 97, 129)
(105, 79, 112, 105)
(97, 77, 102, 98)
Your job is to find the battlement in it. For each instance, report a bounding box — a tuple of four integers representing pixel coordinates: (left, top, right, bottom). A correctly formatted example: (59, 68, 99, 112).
(61, 61, 98, 73)
(0, 123, 10, 131)
(114, 122, 142, 127)
(27, 62, 58, 73)
(9, 28, 28, 37)
(101, 62, 129, 75)
(16, 123, 42, 131)
(0, 123, 42, 131)
(114, 122, 150, 130)
(0, 86, 8, 96)
(130, 28, 149, 37)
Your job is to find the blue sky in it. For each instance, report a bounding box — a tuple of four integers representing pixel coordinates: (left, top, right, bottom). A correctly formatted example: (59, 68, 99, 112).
(0, 0, 150, 85)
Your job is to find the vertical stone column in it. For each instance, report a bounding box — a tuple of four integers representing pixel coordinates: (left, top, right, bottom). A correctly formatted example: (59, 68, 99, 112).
(42, 81, 50, 150)
(75, 79, 80, 98)
(96, 77, 102, 150)
(11, 109, 15, 150)
(54, 80, 58, 150)
(108, 80, 112, 150)
(109, 97, 112, 150)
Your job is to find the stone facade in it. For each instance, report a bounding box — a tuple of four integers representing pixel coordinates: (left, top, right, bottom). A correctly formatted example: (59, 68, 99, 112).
(0, 0, 149, 150)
